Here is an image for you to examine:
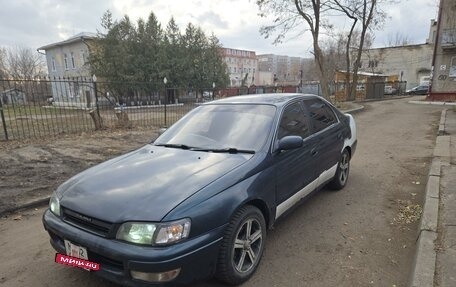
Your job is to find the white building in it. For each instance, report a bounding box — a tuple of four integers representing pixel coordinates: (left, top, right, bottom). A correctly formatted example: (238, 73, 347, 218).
(359, 20, 437, 88)
(257, 54, 311, 85)
(220, 48, 259, 87)
(37, 32, 97, 107)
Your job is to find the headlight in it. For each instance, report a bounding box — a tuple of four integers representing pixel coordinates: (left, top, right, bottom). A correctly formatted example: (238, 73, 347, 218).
(116, 222, 157, 245)
(49, 193, 60, 216)
(155, 219, 191, 245)
(116, 219, 191, 246)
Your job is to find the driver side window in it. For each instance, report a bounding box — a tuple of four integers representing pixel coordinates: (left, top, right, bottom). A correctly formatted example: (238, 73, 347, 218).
(278, 102, 310, 140)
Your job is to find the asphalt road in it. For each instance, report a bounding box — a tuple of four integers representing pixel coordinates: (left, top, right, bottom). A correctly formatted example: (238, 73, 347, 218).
(0, 97, 443, 287)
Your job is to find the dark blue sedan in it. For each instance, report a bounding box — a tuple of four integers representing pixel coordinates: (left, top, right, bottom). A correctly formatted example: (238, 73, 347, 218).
(43, 94, 357, 286)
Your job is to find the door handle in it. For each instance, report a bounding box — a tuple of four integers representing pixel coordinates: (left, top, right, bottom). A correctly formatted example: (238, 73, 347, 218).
(337, 132, 343, 139)
(311, 148, 319, 156)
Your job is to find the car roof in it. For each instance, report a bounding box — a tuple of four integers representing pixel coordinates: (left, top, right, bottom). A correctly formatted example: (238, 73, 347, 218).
(205, 93, 321, 107)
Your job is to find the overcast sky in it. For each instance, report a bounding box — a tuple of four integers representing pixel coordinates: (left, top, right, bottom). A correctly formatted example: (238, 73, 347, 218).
(0, 0, 439, 58)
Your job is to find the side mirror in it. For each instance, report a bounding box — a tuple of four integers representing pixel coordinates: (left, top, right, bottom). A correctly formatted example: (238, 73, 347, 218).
(278, 136, 303, 151)
(158, 128, 167, 135)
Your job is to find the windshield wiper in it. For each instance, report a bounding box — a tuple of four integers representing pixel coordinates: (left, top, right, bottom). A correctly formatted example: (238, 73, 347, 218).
(154, 143, 193, 150)
(192, 147, 255, 154)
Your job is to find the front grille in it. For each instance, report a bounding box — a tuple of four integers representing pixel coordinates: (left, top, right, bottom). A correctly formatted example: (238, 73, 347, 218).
(62, 208, 113, 237)
(48, 229, 124, 271)
(89, 251, 124, 271)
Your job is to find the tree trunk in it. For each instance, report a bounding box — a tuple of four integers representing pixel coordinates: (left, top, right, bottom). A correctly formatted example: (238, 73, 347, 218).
(115, 110, 131, 128)
(89, 109, 103, 130)
(346, 20, 357, 101)
(349, 0, 376, 101)
(314, 43, 331, 99)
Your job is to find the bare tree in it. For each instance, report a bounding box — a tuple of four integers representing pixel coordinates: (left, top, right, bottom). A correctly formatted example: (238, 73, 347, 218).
(258, 0, 386, 100)
(257, 0, 333, 98)
(4, 46, 46, 79)
(0, 48, 8, 79)
(330, 0, 386, 100)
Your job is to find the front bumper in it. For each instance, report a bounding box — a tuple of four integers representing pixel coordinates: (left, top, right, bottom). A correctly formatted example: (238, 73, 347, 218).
(351, 139, 358, 158)
(42, 209, 224, 286)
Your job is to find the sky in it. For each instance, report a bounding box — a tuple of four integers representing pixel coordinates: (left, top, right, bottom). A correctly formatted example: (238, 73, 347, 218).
(0, 0, 440, 58)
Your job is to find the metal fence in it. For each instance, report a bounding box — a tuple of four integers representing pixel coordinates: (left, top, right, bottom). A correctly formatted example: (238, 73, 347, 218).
(0, 78, 207, 141)
(0, 78, 410, 141)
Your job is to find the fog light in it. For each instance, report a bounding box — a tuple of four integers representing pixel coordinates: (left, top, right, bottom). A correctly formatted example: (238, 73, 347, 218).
(131, 268, 181, 283)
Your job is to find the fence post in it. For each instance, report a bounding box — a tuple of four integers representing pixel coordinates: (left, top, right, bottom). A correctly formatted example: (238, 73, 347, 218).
(164, 87, 167, 127)
(0, 99, 8, 140)
(93, 79, 100, 119)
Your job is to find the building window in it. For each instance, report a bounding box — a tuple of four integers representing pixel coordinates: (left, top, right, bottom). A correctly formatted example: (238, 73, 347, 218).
(80, 51, 86, 66)
(368, 60, 378, 68)
(64, 54, 69, 70)
(442, 29, 456, 45)
(51, 57, 56, 72)
(450, 57, 456, 78)
(71, 52, 75, 69)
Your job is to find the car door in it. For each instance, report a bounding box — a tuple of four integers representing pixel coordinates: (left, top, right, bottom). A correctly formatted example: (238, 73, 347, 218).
(274, 100, 320, 219)
(303, 98, 344, 186)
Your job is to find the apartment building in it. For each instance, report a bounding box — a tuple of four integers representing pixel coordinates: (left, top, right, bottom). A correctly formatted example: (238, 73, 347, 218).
(220, 48, 258, 87)
(429, 0, 456, 101)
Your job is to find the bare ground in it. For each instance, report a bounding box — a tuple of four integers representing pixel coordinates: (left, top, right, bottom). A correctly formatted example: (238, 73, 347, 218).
(0, 127, 157, 214)
(0, 96, 444, 287)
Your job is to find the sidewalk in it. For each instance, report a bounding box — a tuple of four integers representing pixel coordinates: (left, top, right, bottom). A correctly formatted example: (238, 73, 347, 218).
(410, 107, 456, 287)
(436, 108, 456, 287)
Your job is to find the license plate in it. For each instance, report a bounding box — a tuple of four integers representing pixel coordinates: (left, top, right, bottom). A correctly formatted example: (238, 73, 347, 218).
(64, 239, 89, 260)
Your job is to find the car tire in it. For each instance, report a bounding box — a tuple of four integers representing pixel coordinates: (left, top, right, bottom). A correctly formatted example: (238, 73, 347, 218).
(328, 149, 350, 190)
(216, 205, 266, 285)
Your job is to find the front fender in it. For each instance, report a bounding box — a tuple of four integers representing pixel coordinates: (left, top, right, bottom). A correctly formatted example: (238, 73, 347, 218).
(164, 166, 276, 238)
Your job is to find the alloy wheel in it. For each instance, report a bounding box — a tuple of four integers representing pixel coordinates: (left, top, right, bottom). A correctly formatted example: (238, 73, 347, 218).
(232, 218, 263, 273)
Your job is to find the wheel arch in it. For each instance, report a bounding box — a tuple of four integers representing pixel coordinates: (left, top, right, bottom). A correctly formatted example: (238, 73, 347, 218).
(242, 199, 272, 229)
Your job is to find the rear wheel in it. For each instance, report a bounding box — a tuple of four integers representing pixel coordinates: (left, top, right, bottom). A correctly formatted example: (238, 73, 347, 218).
(328, 149, 350, 190)
(216, 206, 266, 285)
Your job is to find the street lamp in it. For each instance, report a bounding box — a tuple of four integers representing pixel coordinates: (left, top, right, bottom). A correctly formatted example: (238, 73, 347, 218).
(163, 77, 168, 127)
(212, 82, 215, 100)
(92, 74, 100, 118)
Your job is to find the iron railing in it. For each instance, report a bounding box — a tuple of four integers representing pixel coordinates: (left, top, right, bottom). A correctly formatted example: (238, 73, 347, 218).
(0, 77, 408, 141)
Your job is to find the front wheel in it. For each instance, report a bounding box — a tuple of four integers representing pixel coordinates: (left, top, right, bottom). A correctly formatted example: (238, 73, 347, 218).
(328, 149, 350, 190)
(216, 206, 266, 285)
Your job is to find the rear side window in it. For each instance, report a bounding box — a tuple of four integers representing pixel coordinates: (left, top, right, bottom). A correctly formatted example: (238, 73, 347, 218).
(278, 102, 310, 139)
(305, 99, 337, 133)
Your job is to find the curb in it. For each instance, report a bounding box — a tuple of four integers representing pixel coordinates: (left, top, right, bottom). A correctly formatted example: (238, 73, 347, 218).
(409, 109, 450, 287)
(409, 101, 456, 107)
(0, 197, 50, 216)
(343, 105, 365, 114)
(360, 95, 412, 103)
(439, 109, 447, 135)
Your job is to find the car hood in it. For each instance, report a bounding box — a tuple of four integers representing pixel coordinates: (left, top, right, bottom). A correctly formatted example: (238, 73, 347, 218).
(59, 145, 253, 223)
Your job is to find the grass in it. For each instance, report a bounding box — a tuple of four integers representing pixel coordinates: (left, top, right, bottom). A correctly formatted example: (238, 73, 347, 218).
(2, 105, 81, 117)
(0, 103, 196, 141)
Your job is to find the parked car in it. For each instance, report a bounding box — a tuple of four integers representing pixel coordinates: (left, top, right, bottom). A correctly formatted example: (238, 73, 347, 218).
(384, 85, 397, 95)
(406, 85, 429, 95)
(43, 94, 357, 286)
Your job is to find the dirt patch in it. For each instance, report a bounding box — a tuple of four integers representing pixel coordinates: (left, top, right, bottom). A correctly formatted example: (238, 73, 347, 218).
(0, 127, 157, 214)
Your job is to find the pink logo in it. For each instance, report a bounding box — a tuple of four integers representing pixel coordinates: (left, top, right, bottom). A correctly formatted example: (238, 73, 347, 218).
(55, 253, 100, 271)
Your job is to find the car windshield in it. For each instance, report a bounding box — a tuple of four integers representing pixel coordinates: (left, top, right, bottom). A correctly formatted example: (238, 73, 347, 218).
(154, 104, 276, 152)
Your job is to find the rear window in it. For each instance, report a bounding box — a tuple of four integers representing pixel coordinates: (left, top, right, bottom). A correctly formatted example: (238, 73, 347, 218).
(304, 99, 337, 133)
